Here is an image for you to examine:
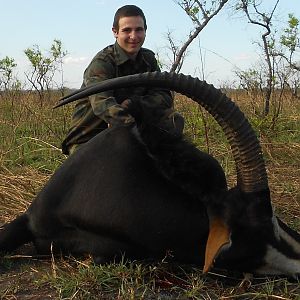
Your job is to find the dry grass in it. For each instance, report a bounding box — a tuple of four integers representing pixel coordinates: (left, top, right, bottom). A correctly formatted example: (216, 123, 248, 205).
(0, 166, 49, 224)
(0, 89, 299, 299)
(175, 91, 300, 229)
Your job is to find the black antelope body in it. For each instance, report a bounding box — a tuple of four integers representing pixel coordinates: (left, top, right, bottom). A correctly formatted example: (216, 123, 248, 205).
(1, 72, 299, 277)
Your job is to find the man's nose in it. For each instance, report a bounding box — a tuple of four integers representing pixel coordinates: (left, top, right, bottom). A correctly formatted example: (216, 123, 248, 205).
(129, 30, 138, 40)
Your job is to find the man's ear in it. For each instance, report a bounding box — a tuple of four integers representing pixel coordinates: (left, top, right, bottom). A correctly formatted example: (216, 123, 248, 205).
(112, 27, 118, 38)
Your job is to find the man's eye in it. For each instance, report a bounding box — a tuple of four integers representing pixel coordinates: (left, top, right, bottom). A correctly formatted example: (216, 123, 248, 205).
(123, 28, 131, 32)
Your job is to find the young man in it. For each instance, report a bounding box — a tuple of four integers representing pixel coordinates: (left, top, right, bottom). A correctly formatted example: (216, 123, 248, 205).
(62, 5, 183, 155)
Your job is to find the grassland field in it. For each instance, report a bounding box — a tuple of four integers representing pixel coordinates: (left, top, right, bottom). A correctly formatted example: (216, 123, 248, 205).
(0, 89, 299, 299)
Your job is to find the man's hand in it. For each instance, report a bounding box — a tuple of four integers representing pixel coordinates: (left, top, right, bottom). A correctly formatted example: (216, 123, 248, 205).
(120, 99, 131, 109)
(107, 100, 134, 128)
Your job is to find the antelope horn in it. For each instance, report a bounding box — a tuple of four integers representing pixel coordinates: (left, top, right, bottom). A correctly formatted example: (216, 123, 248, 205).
(54, 71, 269, 193)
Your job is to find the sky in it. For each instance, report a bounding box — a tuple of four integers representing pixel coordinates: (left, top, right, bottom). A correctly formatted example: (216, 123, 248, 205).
(1, 0, 299, 88)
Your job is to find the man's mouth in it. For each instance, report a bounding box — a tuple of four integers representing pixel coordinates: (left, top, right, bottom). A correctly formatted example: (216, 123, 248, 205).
(128, 42, 139, 47)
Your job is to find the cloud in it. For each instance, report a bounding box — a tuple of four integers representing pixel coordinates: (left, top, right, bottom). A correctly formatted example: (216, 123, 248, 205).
(234, 53, 253, 61)
(234, 52, 258, 62)
(64, 56, 89, 65)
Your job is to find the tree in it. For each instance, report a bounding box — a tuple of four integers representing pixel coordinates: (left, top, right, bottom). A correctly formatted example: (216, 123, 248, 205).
(168, 0, 229, 73)
(0, 56, 18, 91)
(278, 14, 300, 98)
(236, 0, 280, 116)
(235, 3, 300, 119)
(24, 39, 67, 104)
(280, 14, 300, 70)
(50, 39, 68, 94)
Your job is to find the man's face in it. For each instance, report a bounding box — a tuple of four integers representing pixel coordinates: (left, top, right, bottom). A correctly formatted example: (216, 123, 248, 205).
(112, 16, 146, 59)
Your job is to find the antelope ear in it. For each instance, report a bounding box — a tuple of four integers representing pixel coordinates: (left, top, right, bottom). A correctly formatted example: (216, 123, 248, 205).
(203, 218, 231, 273)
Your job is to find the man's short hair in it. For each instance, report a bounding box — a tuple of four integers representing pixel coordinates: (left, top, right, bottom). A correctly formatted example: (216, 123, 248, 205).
(113, 5, 147, 31)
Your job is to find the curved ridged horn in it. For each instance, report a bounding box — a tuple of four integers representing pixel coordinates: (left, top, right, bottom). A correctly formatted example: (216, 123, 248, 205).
(55, 72, 268, 193)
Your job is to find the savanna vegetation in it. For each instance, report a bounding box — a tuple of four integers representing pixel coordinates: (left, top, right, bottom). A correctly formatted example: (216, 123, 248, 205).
(0, 0, 299, 298)
(0, 88, 299, 299)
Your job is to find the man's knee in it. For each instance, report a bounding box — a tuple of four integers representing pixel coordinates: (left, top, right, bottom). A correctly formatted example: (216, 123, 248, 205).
(68, 143, 82, 155)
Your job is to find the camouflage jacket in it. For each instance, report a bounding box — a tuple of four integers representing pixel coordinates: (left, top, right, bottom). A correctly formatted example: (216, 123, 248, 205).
(62, 42, 173, 154)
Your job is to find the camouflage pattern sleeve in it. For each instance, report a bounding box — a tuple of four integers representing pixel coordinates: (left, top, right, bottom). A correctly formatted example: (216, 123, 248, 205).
(134, 52, 174, 116)
(84, 58, 134, 125)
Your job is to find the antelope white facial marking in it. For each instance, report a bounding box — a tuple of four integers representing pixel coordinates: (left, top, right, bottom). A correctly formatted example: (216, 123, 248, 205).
(277, 222, 300, 256)
(257, 245, 300, 276)
(271, 215, 280, 241)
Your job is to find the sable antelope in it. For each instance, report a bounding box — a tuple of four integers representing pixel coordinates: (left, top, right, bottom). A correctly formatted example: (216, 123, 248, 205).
(1, 72, 299, 277)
